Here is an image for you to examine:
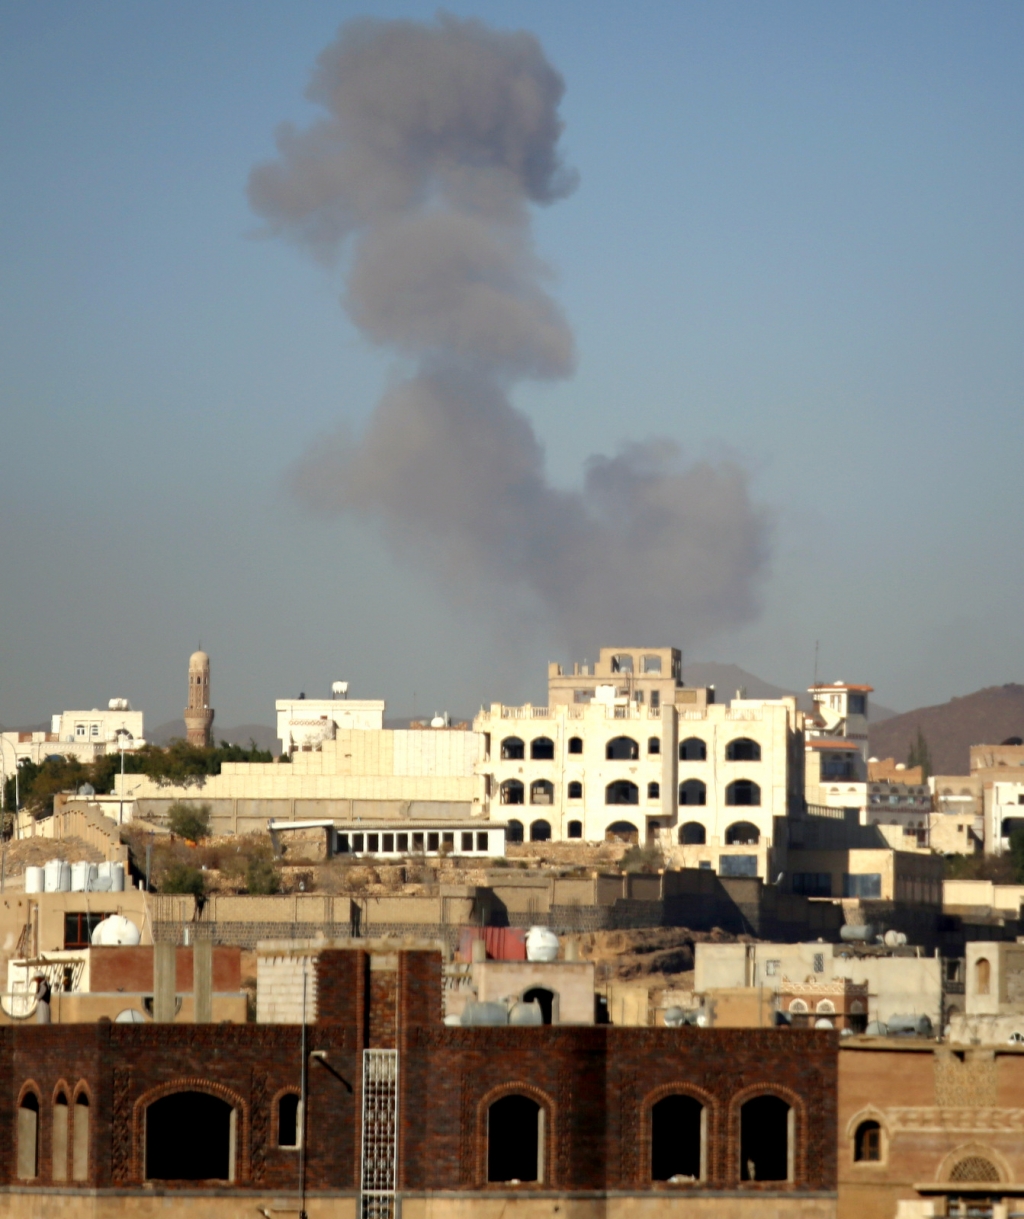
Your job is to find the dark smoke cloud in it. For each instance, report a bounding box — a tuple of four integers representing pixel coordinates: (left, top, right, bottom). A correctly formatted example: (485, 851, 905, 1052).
(250, 13, 769, 649)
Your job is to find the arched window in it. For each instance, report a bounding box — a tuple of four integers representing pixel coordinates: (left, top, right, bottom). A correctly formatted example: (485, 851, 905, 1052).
(523, 987, 556, 1025)
(679, 822, 706, 845)
(740, 1095, 791, 1182)
(788, 999, 808, 1013)
(816, 999, 835, 1014)
(567, 819, 582, 839)
(72, 1092, 89, 1182)
(53, 1091, 69, 1181)
(647, 782, 660, 800)
(648, 737, 661, 755)
(976, 957, 991, 995)
(567, 736, 583, 755)
(651, 1094, 703, 1182)
(488, 1094, 543, 1183)
(726, 780, 761, 807)
(501, 737, 525, 760)
(606, 821, 639, 844)
(606, 736, 639, 761)
(950, 1156, 1001, 1182)
(530, 779, 554, 805)
(530, 737, 555, 761)
(505, 819, 524, 844)
(567, 781, 583, 799)
(17, 1091, 39, 1180)
(529, 819, 551, 842)
(679, 779, 707, 806)
(679, 737, 707, 762)
(606, 780, 639, 805)
(854, 1120, 881, 1163)
(725, 821, 760, 845)
(501, 779, 525, 805)
(145, 1091, 236, 1181)
(727, 738, 761, 762)
(278, 1093, 301, 1149)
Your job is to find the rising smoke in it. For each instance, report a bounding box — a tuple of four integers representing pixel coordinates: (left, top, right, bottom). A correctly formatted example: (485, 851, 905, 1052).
(250, 13, 768, 649)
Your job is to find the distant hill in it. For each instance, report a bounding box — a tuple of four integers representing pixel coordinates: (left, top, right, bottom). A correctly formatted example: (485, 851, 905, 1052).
(147, 720, 279, 753)
(683, 663, 898, 721)
(868, 684, 1024, 776)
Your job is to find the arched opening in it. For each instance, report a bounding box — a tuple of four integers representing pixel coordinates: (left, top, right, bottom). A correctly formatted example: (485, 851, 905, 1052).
(740, 1095, 791, 1182)
(679, 779, 707, 806)
(529, 819, 551, 842)
(679, 822, 706, 845)
(726, 738, 761, 762)
(53, 1091, 69, 1181)
(816, 1000, 835, 1014)
(567, 781, 583, 799)
(976, 958, 991, 995)
(73, 1093, 89, 1182)
(679, 737, 707, 762)
(647, 782, 661, 800)
(18, 1091, 40, 1180)
(567, 820, 582, 839)
(505, 819, 524, 844)
(278, 1093, 300, 1148)
(488, 1094, 543, 1183)
(501, 779, 525, 806)
(501, 737, 525, 760)
(726, 780, 761, 807)
(530, 737, 555, 761)
(950, 1155, 1001, 1183)
(606, 821, 639, 844)
(530, 779, 554, 805)
(648, 737, 661, 755)
(606, 736, 639, 761)
(854, 1120, 881, 1163)
(523, 987, 556, 1025)
(145, 1091, 235, 1181)
(651, 1094, 703, 1182)
(606, 780, 639, 805)
(725, 821, 760, 845)
(568, 736, 583, 755)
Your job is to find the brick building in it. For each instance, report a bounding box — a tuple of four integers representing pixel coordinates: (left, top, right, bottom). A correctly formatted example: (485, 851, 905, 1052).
(1, 946, 838, 1217)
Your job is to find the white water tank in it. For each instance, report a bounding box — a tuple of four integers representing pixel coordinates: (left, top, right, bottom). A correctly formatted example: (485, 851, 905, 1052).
(44, 859, 71, 892)
(525, 925, 559, 962)
(24, 866, 44, 894)
(71, 861, 98, 892)
(91, 915, 141, 946)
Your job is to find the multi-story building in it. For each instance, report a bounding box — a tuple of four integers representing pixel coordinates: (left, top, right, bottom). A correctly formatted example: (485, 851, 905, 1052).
(475, 646, 806, 878)
(0, 699, 144, 779)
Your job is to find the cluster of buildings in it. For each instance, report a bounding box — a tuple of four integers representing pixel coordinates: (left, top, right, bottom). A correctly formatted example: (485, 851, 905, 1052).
(4, 642, 1024, 1217)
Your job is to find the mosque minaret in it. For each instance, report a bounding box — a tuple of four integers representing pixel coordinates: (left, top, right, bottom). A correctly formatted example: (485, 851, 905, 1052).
(184, 649, 214, 748)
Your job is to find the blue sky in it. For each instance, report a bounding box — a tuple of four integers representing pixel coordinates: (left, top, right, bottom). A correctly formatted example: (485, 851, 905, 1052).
(1, 2, 1022, 729)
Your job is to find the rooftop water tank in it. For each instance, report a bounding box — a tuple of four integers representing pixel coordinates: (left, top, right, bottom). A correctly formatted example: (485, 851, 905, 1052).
(24, 866, 44, 894)
(44, 859, 71, 893)
(460, 1001, 509, 1027)
(91, 915, 141, 946)
(525, 926, 559, 962)
(883, 930, 908, 949)
(508, 1000, 543, 1026)
(840, 924, 876, 943)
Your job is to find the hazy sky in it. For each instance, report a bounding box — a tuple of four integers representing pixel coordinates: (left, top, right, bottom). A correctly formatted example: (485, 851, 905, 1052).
(2, 2, 1022, 731)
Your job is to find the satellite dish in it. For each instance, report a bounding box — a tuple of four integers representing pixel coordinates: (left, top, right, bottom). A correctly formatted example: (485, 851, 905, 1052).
(115, 1008, 147, 1024)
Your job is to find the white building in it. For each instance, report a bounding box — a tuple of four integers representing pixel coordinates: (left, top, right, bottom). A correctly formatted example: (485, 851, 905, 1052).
(1, 699, 144, 775)
(475, 646, 805, 879)
(276, 696, 385, 754)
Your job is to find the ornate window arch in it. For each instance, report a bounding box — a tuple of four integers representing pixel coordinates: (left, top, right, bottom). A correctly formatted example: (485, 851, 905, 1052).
(133, 1079, 248, 1184)
(476, 1082, 555, 1188)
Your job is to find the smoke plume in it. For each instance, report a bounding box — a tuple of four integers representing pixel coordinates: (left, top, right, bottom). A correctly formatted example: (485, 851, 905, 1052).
(250, 14, 768, 648)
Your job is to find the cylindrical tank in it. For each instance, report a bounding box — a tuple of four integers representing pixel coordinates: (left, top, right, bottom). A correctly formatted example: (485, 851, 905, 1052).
(887, 1013, 933, 1037)
(24, 866, 44, 894)
(883, 930, 908, 948)
(840, 924, 876, 943)
(91, 915, 141, 946)
(460, 1001, 509, 1027)
(44, 859, 71, 892)
(110, 863, 125, 892)
(525, 926, 559, 962)
(508, 1000, 543, 1026)
(70, 861, 90, 892)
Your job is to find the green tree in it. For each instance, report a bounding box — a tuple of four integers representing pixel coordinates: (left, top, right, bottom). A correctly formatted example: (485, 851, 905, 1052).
(160, 862, 207, 898)
(907, 728, 933, 780)
(167, 801, 212, 842)
(245, 855, 281, 895)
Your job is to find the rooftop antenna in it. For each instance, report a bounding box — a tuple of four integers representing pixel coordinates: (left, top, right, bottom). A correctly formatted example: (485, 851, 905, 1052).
(813, 640, 819, 690)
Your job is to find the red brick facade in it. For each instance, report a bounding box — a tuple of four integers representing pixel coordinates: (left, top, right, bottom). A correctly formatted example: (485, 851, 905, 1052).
(0, 948, 837, 1198)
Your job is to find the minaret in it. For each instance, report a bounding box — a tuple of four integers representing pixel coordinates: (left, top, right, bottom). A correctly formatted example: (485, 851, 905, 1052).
(184, 650, 214, 748)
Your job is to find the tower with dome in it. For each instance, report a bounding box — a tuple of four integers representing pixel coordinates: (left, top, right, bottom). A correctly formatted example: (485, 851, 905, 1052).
(184, 649, 214, 748)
